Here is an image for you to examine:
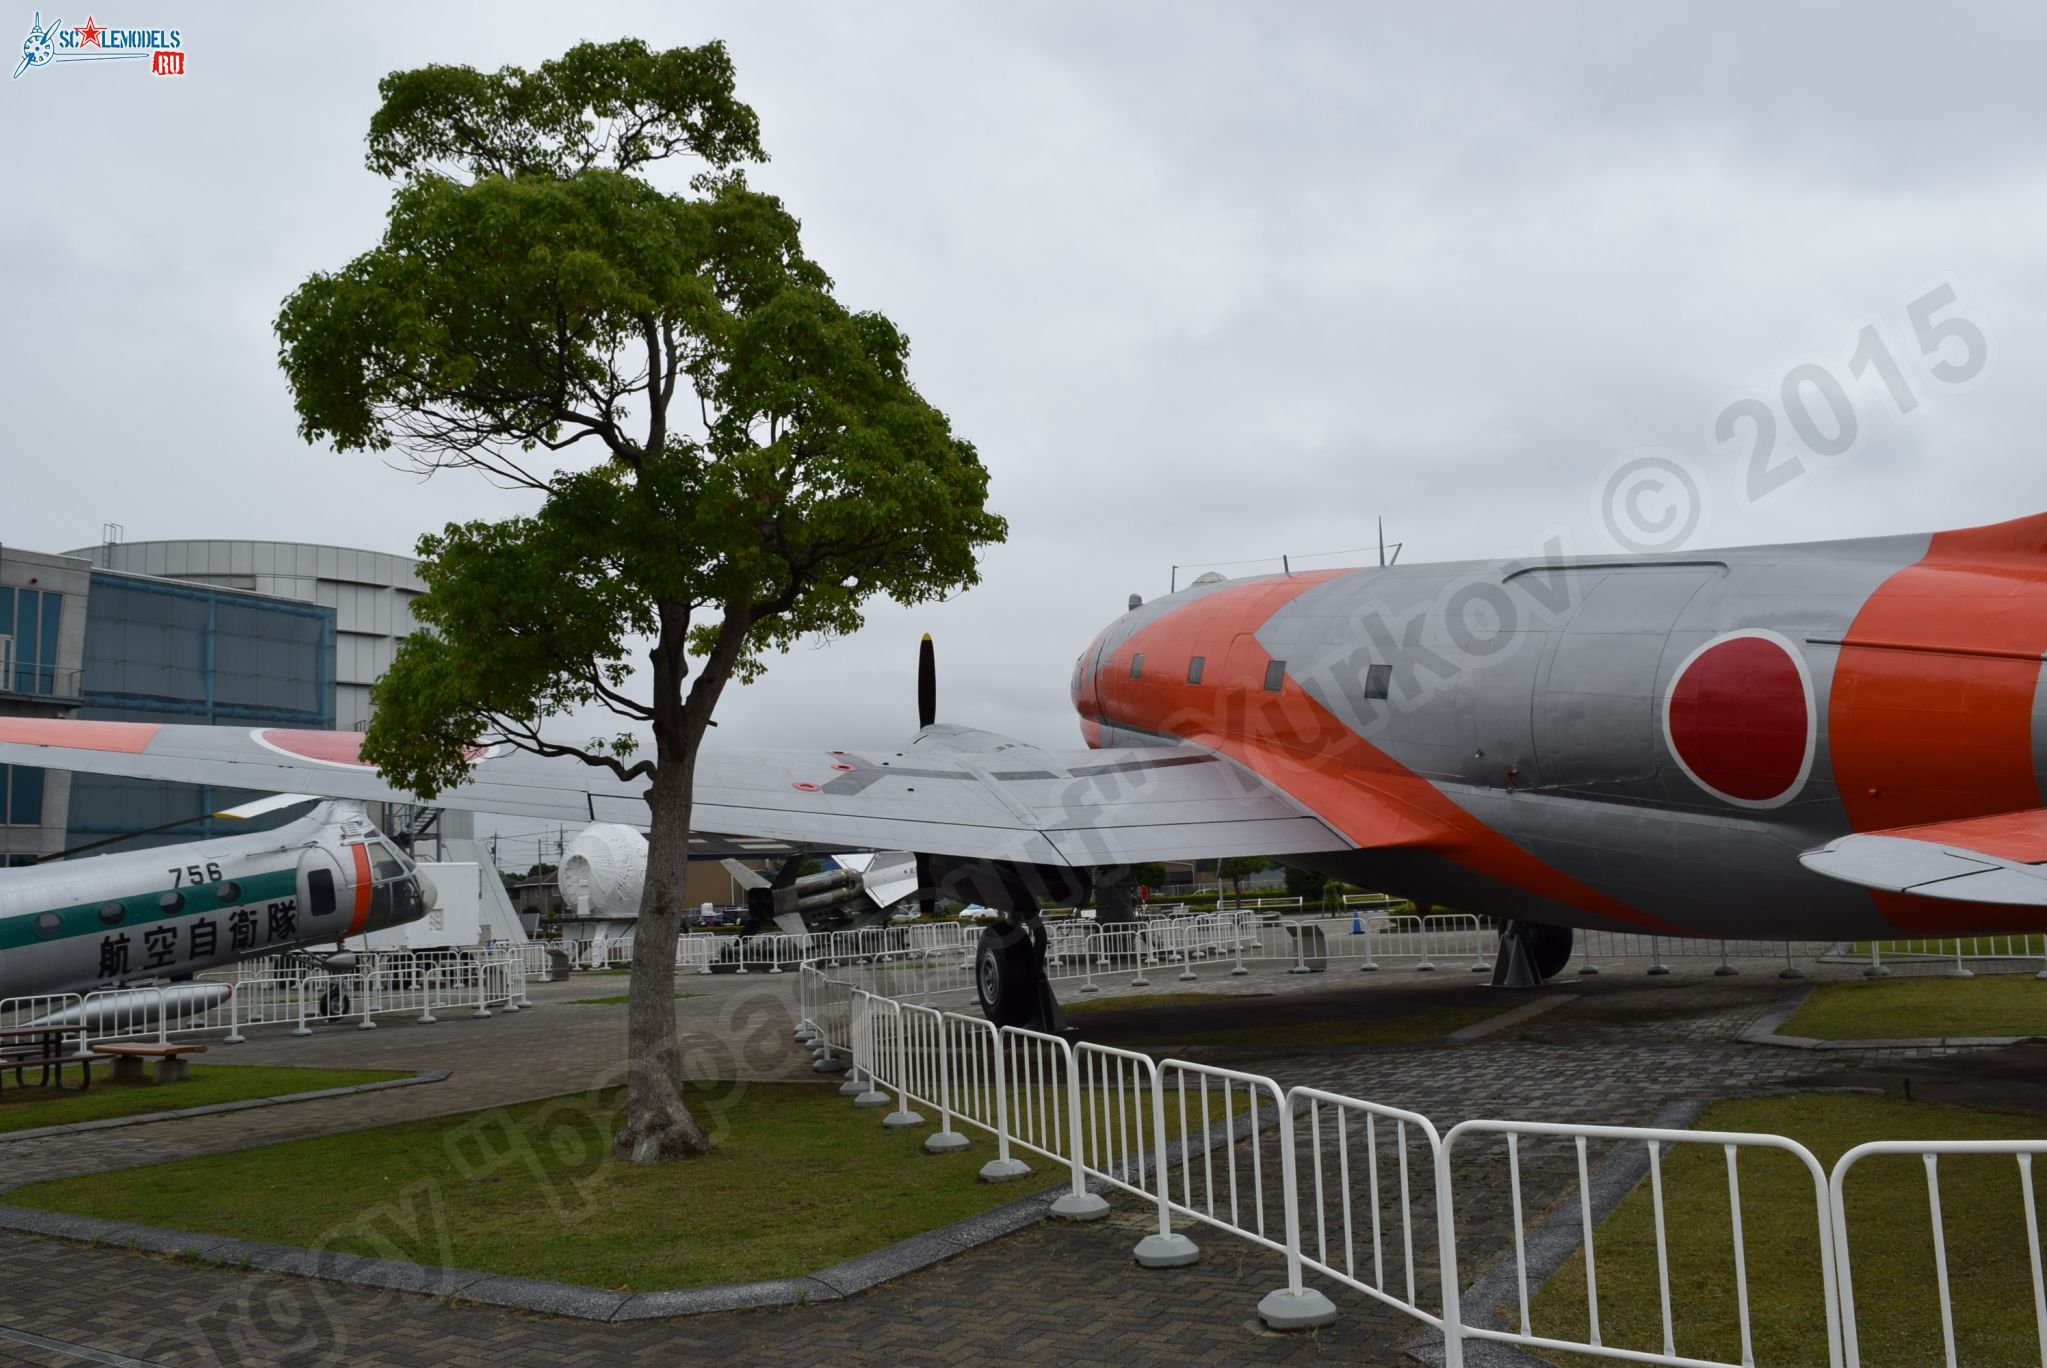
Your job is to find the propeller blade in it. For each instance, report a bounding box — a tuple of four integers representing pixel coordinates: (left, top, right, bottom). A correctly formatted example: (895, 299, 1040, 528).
(918, 632, 937, 729)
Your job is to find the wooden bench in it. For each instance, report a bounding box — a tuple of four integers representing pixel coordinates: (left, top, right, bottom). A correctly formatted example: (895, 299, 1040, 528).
(89, 1041, 208, 1085)
(0, 1046, 92, 1092)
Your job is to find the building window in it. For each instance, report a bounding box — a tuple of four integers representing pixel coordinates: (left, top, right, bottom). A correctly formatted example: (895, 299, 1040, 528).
(1263, 660, 1286, 692)
(0, 587, 63, 695)
(1187, 656, 1205, 685)
(1363, 663, 1392, 700)
(1130, 653, 1145, 679)
(0, 765, 43, 826)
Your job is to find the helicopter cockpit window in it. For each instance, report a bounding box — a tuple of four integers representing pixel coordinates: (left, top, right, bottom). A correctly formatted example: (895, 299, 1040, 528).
(367, 841, 406, 883)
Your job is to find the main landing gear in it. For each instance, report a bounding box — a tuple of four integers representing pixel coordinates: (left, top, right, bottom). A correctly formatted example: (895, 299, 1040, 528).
(1490, 921, 1573, 988)
(975, 910, 1069, 1033)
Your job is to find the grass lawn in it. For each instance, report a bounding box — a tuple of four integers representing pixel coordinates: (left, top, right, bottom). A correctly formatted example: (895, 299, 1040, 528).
(0, 1064, 408, 1134)
(561, 992, 697, 1007)
(1529, 1093, 2047, 1367)
(10, 1081, 1025, 1291)
(1781, 974, 2047, 1040)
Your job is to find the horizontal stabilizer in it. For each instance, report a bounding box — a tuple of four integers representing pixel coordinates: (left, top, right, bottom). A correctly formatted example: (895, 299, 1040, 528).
(1800, 809, 2047, 906)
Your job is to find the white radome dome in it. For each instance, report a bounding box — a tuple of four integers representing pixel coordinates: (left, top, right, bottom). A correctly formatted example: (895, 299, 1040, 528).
(558, 824, 648, 917)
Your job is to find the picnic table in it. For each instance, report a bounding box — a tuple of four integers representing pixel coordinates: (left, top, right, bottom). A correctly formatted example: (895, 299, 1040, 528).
(0, 1025, 91, 1092)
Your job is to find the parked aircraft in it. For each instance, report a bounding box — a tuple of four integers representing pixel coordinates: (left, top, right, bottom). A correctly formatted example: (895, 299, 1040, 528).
(7, 512, 2047, 1025)
(0, 798, 436, 1002)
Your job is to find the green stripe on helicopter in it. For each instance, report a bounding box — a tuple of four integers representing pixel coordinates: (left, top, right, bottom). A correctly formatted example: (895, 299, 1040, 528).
(0, 868, 302, 952)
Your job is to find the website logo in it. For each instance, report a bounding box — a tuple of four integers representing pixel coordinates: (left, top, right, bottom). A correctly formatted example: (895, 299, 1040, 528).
(14, 12, 184, 80)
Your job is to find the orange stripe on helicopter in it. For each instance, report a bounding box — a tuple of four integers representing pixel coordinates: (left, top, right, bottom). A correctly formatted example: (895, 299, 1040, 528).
(346, 843, 373, 937)
(1096, 572, 1679, 933)
(0, 717, 161, 753)
(1830, 512, 2047, 933)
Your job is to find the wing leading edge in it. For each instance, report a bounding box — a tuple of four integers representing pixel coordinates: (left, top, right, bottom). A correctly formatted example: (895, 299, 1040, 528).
(0, 718, 1356, 867)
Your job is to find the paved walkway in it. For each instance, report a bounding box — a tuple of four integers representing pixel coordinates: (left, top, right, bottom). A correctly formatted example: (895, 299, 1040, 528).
(0, 951, 2003, 1366)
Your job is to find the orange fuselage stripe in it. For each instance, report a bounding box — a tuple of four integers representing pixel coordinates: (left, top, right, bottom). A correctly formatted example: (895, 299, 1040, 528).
(346, 843, 373, 937)
(1092, 574, 1679, 932)
(1830, 518, 2047, 932)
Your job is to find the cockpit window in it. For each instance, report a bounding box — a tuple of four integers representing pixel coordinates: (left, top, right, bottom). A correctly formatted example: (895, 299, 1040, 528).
(368, 840, 406, 882)
(1187, 656, 1205, 685)
(1263, 660, 1287, 692)
(1129, 653, 1145, 679)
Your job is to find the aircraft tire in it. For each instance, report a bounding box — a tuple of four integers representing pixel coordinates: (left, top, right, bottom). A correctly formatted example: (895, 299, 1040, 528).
(975, 923, 1037, 1028)
(1530, 924, 1573, 981)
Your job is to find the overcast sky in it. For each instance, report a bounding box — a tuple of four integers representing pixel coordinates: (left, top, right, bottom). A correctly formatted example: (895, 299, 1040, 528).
(8, 4, 2047, 866)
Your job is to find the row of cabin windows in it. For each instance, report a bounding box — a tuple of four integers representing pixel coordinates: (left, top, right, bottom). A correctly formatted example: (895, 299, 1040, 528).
(1122, 655, 1393, 700)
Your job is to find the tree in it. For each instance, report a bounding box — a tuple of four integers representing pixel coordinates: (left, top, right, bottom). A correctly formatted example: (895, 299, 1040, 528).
(1218, 856, 1275, 899)
(275, 39, 1005, 1161)
(1282, 863, 1330, 906)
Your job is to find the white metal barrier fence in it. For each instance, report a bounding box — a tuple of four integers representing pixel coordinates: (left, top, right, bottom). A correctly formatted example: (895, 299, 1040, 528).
(800, 967, 2047, 1365)
(0, 953, 524, 1054)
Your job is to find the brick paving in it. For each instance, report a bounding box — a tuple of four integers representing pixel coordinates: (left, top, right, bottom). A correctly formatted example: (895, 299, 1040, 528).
(0, 951, 2004, 1366)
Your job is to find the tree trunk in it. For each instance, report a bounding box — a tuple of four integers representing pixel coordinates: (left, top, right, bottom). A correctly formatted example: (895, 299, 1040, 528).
(614, 761, 711, 1162)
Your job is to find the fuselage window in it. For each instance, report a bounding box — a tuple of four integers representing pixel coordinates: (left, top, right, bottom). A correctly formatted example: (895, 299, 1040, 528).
(217, 882, 241, 904)
(1363, 663, 1392, 700)
(307, 868, 338, 919)
(1187, 656, 1205, 685)
(99, 901, 126, 926)
(1263, 660, 1286, 692)
(1130, 653, 1145, 680)
(159, 891, 184, 913)
(33, 911, 61, 939)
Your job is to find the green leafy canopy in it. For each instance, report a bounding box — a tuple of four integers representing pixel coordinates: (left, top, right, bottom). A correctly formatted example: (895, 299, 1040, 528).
(274, 39, 1007, 800)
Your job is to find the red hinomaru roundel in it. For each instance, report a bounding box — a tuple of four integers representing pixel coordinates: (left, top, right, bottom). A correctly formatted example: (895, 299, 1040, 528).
(1661, 629, 1816, 809)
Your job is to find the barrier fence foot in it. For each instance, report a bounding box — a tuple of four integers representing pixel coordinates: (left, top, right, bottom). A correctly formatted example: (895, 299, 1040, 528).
(290, 1026, 313, 1038)
(1945, 965, 1977, 979)
(979, 1156, 1032, 1183)
(854, 1088, 892, 1108)
(1257, 1286, 1338, 1331)
(923, 1130, 969, 1154)
(1178, 968, 1197, 982)
(1050, 1192, 1110, 1221)
(223, 1032, 245, 1045)
(839, 1072, 868, 1096)
(882, 1109, 925, 1129)
(357, 1018, 378, 1030)
(1232, 966, 1250, 976)
(472, 1007, 493, 1019)
(1081, 983, 1101, 994)
(1863, 964, 1891, 978)
(1713, 964, 1739, 977)
(1358, 962, 1379, 973)
(1778, 966, 1808, 979)
(419, 1011, 438, 1024)
(1133, 1232, 1200, 1268)
(1647, 964, 1670, 976)
(811, 1056, 846, 1074)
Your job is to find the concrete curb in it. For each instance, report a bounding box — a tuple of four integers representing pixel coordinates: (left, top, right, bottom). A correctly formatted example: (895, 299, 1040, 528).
(1446, 994, 1576, 1041)
(0, 1069, 449, 1144)
(1741, 985, 2047, 1050)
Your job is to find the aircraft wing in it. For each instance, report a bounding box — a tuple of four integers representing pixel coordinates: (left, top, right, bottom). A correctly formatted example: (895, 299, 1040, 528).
(1800, 809, 2047, 906)
(0, 718, 1351, 867)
